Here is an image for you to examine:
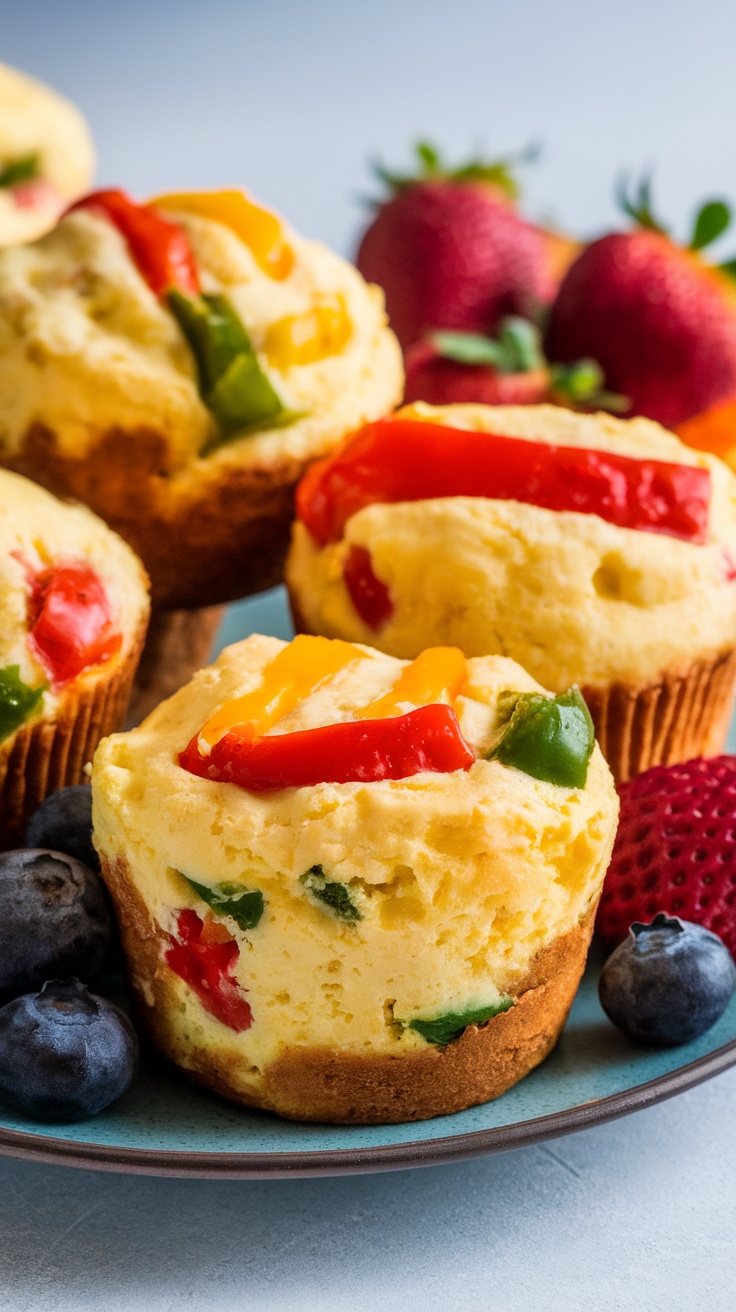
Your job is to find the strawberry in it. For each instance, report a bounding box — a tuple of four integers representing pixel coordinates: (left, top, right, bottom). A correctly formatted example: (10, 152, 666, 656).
(403, 317, 627, 412)
(546, 179, 736, 429)
(597, 756, 736, 957)
(355, 141, 557, 350)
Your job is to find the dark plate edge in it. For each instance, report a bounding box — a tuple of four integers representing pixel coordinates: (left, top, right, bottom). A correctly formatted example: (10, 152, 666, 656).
(0, 1035, 734, 1180)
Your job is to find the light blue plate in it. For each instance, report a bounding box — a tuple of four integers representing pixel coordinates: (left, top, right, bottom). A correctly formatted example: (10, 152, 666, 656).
(1, 587, 735, 1179)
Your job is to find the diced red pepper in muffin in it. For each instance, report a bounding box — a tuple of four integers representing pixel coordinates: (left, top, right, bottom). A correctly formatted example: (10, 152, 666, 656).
(164, 909, 253, 1031)
(27, 562, 122, 687)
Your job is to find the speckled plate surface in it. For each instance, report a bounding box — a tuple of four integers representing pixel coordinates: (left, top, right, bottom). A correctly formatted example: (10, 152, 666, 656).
(1, 588, 735, 1179)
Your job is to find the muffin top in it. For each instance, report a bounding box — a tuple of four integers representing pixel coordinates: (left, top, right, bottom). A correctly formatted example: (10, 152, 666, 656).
(92, 633, 617, 1059)
(0, 189, 403, 486)
(288, 402, 736, 690)
(0, 468, 149, 739)
(0, 63, 94, 246)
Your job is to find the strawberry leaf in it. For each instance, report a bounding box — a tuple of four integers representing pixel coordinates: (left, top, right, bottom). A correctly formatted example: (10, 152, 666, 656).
(550, 358, 630, 413)
(718, 257, 736, 282)
(690, 200, 731, 251)
(617, 172, 669, 236)
(369, 140, 539, 201)
(430, 331, 505, 367)
(430, 317, 544, 373)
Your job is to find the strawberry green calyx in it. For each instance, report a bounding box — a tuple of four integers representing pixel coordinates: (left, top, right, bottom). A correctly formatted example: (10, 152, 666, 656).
(429, 320, 629, 412)
(690, 200, 731, 252)
(430, 317, 545, 373)
(617, 173, 669, 236)
(618, 174, 735, 260)
(370, 139, 540, 202)
(550, 359, 630, 413)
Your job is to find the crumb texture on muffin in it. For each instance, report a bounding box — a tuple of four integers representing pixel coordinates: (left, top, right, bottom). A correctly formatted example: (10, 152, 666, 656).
(0, 62, 94, 246)
(0, 207, 403, 473)
(0, 467, 148, 698)
(0, 202, 403, 606)
(287, 402, 736, 691)
(92, 634, 618, 1118)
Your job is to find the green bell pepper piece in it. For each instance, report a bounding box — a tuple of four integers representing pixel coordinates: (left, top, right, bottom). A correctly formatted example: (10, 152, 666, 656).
(0, 153, 39, 189)
(181, 874, 265, 931)
(489, 685, 595, 789)
(300, 865, 362, 923)
(0, 665, 45, 742)
(168, 290, 298, 445)
(408, 997, 514, 1046)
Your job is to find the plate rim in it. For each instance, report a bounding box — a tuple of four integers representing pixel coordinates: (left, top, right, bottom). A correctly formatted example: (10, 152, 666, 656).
(0, 1034, 734, 1180)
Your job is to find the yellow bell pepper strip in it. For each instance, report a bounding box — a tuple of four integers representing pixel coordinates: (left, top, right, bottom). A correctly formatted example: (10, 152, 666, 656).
(0, 665, 45, 742)
(196, 635, 368, 752)
(360, 647, 466, 719)
(263, 296, 352, 368)
(148, 189, 294, 280)
(180, 703, 475, 792)
(167, 290, 298, 442)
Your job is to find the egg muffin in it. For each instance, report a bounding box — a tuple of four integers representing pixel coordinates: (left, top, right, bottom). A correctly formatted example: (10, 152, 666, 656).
(0, 188, 403, 611)
(92, 633, 618, 1123)
(0, 468, 149, 846)
(287, 402, 736, 782)
(0, 62, 94, 247)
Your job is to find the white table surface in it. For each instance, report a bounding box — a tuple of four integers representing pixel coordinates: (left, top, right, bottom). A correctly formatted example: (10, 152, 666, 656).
(4, 1, 736, 1305)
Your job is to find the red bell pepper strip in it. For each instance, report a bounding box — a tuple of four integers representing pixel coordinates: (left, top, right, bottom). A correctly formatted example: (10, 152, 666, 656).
(28, 562, 122, 688)
(67, 188, 200, 297)
(296, 417, 712, 547)
(179, 703, 475, 792)
(342, 544, 394, 630)
(164, 909, 253, 1032)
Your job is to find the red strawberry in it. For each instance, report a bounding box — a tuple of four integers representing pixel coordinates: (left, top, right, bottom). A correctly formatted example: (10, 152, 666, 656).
(356, 142, 555, 350)
(597, 756, 736, 956)
(404, 341, 549, 406)
(546, 179, 736, 429)
(403, 318, 628, 413)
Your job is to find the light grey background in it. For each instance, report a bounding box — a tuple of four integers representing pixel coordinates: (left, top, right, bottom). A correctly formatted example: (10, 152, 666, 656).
(4, 1, 736, 1307)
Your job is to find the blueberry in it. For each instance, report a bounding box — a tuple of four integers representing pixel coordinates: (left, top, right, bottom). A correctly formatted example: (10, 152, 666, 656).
(0, 849, 112, 1003)
(24, 785, 98, 872)
(0, 980, 138, 1122)
(599, 913, 736, 1046)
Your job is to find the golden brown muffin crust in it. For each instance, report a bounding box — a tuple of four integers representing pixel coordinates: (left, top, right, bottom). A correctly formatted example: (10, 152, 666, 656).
(100, 847, 595, 1124)
(3, 423, 305, 609)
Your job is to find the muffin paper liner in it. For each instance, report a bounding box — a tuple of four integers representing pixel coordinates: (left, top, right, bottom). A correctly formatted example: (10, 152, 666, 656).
(0, 628, 145, 849)
(583, 648, 736, 784)
(126, 605, 224, 728)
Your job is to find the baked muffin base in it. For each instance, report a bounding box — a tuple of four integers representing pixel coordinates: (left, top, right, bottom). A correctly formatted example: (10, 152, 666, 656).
(2, 424, 308, 611)
(126, 605, 224, 727)
(99, 848, 596, 1124)
(0, 620, 146, 848)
